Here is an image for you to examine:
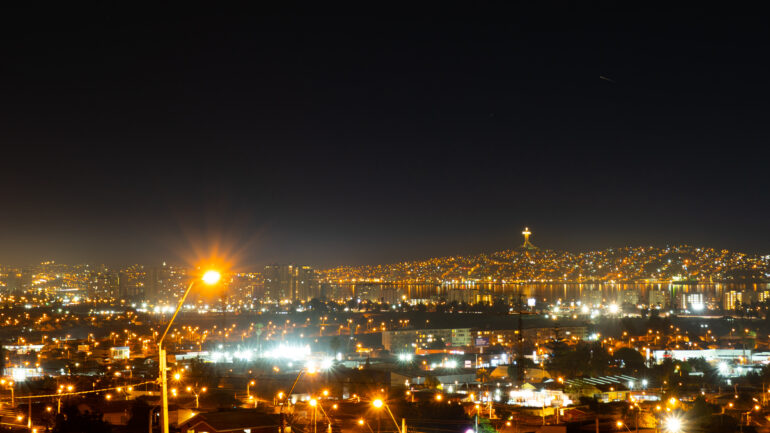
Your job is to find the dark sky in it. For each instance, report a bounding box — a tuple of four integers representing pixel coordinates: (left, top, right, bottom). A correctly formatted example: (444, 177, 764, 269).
(1, 4, 769, 268)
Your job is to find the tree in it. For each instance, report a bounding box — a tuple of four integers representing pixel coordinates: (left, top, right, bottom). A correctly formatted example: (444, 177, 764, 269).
(507, 364, 518, 380)
(54, 405, 112, 433)
(476, 368, 491, 383)
(614, 347, 646, 373)
(188, 358, 217, 388)
(329, 336, 341, 354)
(201, 389, 239, 409)
(424, 375, 441, 389)
(477, 417, 497, 433)
(126, 397, 153, 432)
(689, 396, 715, 420)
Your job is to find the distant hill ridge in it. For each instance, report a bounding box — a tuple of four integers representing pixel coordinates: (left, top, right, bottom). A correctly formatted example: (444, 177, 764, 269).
(320, 245, 770, 283)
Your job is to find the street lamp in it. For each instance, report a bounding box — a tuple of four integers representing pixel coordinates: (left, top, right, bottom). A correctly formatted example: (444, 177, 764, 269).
(159, 270, 220, 433)
(309, 398, 318, 433)
(284, 368, 316, 409)
(372, 398, 403, 433)
(663, 415, 682, 433)
(0, 380, 14, 407)
(186, 386, 207, 409)
(358, 419, 375, 433)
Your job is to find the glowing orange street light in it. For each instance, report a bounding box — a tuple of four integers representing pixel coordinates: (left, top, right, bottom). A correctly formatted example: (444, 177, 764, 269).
(372, 399, 403, 433)
(202, 270, 222, 285)
(160, 269, 221, 433)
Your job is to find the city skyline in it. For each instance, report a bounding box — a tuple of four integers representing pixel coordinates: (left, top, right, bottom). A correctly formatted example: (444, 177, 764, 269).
(1, 226, 770, 269)
(3, 4, 770, 433)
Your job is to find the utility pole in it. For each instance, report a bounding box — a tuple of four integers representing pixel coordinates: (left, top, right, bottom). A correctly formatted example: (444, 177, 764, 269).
(636, 407, 639, 433)
(517, 293, 524, 386)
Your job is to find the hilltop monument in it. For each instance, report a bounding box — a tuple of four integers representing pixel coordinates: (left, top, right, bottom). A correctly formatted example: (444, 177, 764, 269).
(521, 227, 538, 250)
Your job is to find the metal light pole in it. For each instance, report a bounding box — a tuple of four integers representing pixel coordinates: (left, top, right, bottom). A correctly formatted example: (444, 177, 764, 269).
(159, 270, 220, 433)
(372, 399, 403, 433)
(0, 380, 14, 408)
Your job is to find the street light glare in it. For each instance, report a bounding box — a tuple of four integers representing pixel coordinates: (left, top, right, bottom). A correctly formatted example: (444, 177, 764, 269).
(372, 398, 383, 408)
(202, 270, 221, 285)
(664, 415, 682, 433)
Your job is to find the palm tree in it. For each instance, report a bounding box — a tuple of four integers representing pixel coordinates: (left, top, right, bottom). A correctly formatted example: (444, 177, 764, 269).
(476, 368, 491, 383)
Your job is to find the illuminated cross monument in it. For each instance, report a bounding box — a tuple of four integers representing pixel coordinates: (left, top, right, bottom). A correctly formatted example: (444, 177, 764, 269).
(521, 227, 538, 250)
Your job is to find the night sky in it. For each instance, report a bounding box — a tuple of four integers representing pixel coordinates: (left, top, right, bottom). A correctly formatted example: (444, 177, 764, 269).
(1, 4, 769, 267)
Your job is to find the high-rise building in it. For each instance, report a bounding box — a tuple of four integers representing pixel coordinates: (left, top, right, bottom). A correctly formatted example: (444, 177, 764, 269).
(264, 265, 292, 301)
(86, 266, 118, 299)
(678, 292, 704, 310)
(723, 291, 741, 310)
(118, 265, 146, 300)
(320, 283, 344, 300)
(295, 266, 318, 301)
(721, 290, 757, 311)
(447, 288, 480, 304)
(583, 290, 603, 307)
(2, 270, 21, 294)
(621, 290, 640, 306)
(263, 264, 318, 302)
(145, 265, 168, 301)
(648, 290, 669, 308)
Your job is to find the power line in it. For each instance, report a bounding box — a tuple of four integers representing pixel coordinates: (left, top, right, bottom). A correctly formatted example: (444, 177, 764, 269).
(0, 380, 156, 401)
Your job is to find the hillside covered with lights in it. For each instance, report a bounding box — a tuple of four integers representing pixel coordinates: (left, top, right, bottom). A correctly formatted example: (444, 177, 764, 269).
(320, 246, 770, 284)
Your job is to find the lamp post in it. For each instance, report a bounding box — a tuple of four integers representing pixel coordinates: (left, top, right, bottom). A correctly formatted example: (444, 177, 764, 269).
(310, 396, 335, 433)
(372, 399, 403, 433)
(247, 380, 256, 397)
(159, 270, 220, 433)
(309, 398, 318, 433)
(186, 386, 207, 409)
(0, 380, 14, 408)
(279, 367, 317, 433)
(359, 419, 376, 433)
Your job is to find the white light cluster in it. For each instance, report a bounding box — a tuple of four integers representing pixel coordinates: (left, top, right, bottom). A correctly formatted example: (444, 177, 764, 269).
(398, 353, 414, 362)
(210, 350, 255, 363)
(263, 344, 311, 360)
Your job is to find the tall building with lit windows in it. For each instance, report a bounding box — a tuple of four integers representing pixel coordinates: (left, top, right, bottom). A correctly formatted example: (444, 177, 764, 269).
(145, 265, 167, 301)
(678, 292, 704, 310)
(264, 264, 292, 300)
(723, 291, 741, 310)
(263, 264, 318, 302)
(648, 290, 669, 308)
